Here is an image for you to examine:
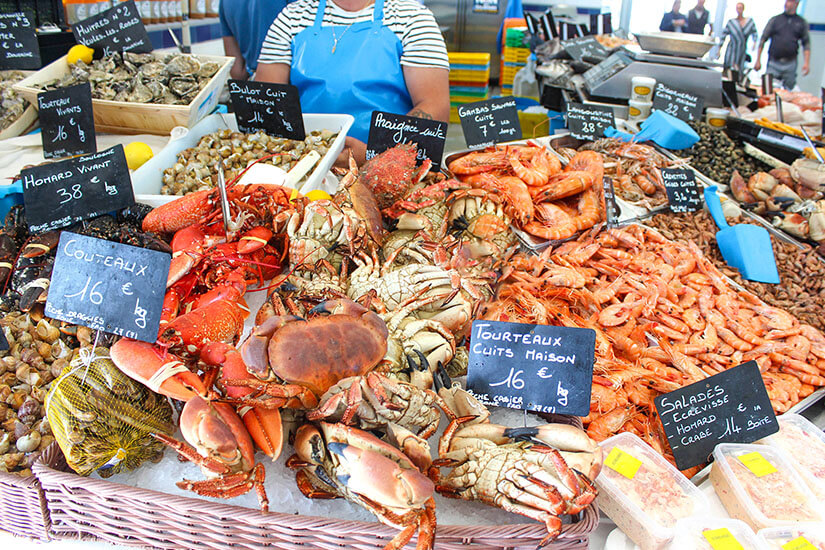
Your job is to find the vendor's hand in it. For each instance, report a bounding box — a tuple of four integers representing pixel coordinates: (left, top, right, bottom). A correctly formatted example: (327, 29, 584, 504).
(802, 62, 810, 76)
(673, 18, 686, 27)
(754, 60, 761, 71)
(334, 137, 367, 168)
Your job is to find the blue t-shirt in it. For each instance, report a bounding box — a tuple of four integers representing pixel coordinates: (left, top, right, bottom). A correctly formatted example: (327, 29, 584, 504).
(220, 0, 292, 77)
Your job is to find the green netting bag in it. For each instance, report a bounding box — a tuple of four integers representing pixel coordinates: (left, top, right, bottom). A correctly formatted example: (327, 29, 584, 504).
(46, 346, 175, 477)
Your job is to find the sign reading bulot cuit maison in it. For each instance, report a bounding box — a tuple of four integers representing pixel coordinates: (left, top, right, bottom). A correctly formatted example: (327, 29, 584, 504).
(228, 80, 306, 140)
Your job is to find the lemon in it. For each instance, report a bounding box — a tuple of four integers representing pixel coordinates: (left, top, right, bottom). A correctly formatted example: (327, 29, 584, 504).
(305, 189, 332, 201)
(123, 142, 154, 170)
(67, 44, 94, 66)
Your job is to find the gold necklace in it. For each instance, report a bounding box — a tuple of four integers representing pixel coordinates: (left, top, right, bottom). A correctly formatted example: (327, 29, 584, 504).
(331, 23, 352, 53)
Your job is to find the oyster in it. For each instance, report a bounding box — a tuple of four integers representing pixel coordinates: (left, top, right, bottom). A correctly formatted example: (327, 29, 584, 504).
(128, 81, 154, 103)
(0, 71, 29, 132)
(165, 55, 200, 76)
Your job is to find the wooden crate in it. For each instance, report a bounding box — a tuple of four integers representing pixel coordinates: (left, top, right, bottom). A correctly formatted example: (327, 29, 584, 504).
(13, 54, 233, 135)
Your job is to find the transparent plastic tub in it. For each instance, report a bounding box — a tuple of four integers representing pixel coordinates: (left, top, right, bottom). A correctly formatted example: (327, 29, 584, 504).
(710, 443, 824, 532)
(596, 432, 708, 550)
(758, 414, 825, 502)
(669, 518, 767, 550)
(757, 524, 825, 549)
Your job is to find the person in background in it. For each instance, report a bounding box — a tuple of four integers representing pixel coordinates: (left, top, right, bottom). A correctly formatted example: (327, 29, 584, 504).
(720, 3, 757, 75)
(686, 0, 711, 34)
(754, 0, 811, 90)
(660, 1, 687, 33)
(256, 0, 450, 165)
(220, 0, 292, 80)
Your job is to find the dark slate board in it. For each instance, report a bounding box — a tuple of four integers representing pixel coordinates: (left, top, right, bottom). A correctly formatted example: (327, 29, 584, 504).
(20, 145, 135, 233)
(458, 96, 523, 150)
(662, 168, 701, 213)
(38, 82, 96, 159)
(71, 0, 152, 55)
(45, 232, 170, 343)
(563, 36, 607, 62)
(565, 102, 615, 141)
(652, 83, 704, 122)
(366, 111, 448, 171)
(654, 361, 779, 471)
(228, 80, 306, 140)
(466, 320, 595, 416)
(0, 12, 41, 69)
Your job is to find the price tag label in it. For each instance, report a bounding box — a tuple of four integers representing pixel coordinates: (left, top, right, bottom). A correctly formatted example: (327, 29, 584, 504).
(562, 36, 607, 62)
(45, 232, 170, 343)
(20, 145, 135, 233)
(662, 168, 701, 213)
(71, 0, 151, 55)
(652, 83, 704, 122)
(458, 96, 522, 149)
(703, 528, 744, 550)
(228, 80, 306, 140)
(466, 320, 594, 416)
(38, 83, 97, 159)
(654, 361, 778, 470)
(0, 12, 41, 70)
(738, 451, 778, 478)
(565, 102, 615, 141)
(783, 537, 818, 550)
(604, 447, 642, 479)
(367, 111, 447, 171)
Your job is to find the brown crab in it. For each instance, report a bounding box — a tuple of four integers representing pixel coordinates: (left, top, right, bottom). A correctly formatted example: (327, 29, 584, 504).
(360, 143, 432, 212)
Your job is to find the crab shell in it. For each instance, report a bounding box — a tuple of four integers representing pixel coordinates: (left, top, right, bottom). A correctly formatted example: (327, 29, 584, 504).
(359, 143, 427, 210)
(791, 158, 825, 191)
(294, 422, 434, 512)
(180, 396, 255, 475)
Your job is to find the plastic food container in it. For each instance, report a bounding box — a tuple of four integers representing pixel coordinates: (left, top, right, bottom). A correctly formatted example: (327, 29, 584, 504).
(629, 100, 653, 122)
(669, 518, 767, 549)
(710, 443, 823, 532)
(631, 76, 656, 102)
(757, 524, 825, 549)
(596, 432, 708, 550)
(758, 414, 825, 502)
(706, 107, 729, 130)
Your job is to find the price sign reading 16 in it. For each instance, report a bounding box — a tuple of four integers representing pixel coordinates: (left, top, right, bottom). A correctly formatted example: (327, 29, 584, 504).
(490, 367, 525, 389)
(65, 276, 104, 305)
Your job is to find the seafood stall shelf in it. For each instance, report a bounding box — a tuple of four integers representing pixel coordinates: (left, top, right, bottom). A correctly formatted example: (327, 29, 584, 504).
(13, 54, 233, 135)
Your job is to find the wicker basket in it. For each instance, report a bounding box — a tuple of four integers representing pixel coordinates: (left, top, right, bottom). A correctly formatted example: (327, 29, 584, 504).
(34, 417, 598, 550)
(0, 443, 65, 540)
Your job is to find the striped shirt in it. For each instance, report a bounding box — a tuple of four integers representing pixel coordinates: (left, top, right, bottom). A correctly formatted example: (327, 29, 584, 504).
(258, 0, 449, 70)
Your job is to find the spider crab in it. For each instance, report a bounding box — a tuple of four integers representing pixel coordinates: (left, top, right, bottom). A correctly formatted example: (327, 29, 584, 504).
(288, 422, 436, 550)
(360, 143, 432, 212)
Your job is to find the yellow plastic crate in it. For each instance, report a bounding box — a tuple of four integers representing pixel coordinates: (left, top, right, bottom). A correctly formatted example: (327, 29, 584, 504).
(501, 66, 520, 86)
(449, 69, 491, 83)
(450, 94, 489, 104)
(450, 106, 461, 123)
(518, 111, 548, 138)
(448, 52, 491, 66)
(503, 47, 530, 64)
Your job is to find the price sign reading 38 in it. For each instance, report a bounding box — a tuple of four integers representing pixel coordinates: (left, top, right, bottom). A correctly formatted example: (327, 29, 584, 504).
(45, 233, 171, 343)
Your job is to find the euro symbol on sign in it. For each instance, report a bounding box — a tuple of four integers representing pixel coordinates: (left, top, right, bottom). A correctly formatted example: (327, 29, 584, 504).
(90, 176, 99, 184)
(266, 107, 273, 115)
(1, 42, 7, 49)
(537, 367, 553, 379)
(121, 282, 134, 296)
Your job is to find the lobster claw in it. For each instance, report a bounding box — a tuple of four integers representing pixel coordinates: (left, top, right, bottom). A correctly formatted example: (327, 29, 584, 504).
(143, 189, 215, 234)
(111, 339, 207, 402)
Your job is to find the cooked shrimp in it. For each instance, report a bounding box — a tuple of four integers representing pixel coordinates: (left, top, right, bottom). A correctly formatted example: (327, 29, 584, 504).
(463, 172, 534, 224)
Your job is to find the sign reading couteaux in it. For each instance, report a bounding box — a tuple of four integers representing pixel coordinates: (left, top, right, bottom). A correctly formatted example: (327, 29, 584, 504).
(458, 96, 522, 149)
(366, 111, 447, 171)
(0, 12, 41, 70)
(654, 361, 779, 470)
(228, 80, 306, 140)
(45, 232, 170, 343)
(20, 145, 135, 233)
(466, 320, 595, 416)
(565, 102, 615, 141)
(71, 0, 152, 55)
(652, 83, 704, 122)
(662, 168, 701, 213)
(38, 83, 97, 159)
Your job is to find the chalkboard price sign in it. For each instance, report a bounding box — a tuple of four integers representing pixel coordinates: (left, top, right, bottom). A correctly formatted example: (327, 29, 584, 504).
(20, 145, 135, 233)
(565, 102, 615, 141)
(0, 12, 41, 70)
(367, 111, 448, 171)
(38, 83, 97, 159)
(45, 232, 170, 343)
(562, 36, 607, 62)
(71, 0, 152, 55)
(652, 83, 704, 122)
(662, 168, 701, 213)
(654, 361, 778, 471)
(458, 96, 522, 149)
(466, 320, 595, 416)
(228, 80, 306, 140)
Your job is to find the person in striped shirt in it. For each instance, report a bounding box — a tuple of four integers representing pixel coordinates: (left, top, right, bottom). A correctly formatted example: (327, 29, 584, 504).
(256, 0, 450, 164)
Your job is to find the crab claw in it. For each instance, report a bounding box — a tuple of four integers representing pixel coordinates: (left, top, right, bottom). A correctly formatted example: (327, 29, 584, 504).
(111, 338, 207, 402)
(239, 315, 303, 379)
(181, 396, 255, 475)
(387, 423, 432, 472)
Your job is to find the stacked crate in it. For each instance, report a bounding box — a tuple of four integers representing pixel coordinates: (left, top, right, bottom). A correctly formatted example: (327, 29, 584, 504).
(448, 52, 490, 123)
(501, 26, 530, 96)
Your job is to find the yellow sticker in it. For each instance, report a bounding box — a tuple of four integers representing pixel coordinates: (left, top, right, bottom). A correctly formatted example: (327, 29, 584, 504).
(703, 528, 744, 550)
(782, 536, 818, 550)
(738, 451, 778, 477)
(634, 86, 651, 95)
(605, 447, 642, 479)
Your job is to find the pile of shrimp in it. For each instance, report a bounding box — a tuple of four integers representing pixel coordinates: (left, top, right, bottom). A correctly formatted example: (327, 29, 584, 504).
(556, 138, 689, 210)
(447, 143, 606, 241)
(480, 223, 825, 476)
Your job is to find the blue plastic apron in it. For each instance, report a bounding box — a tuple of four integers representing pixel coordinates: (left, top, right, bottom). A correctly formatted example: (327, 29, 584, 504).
(290, 0, 413, 143)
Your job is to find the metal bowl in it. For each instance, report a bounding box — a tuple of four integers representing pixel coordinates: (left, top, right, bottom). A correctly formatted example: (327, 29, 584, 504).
(634, 31, 716, 58)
